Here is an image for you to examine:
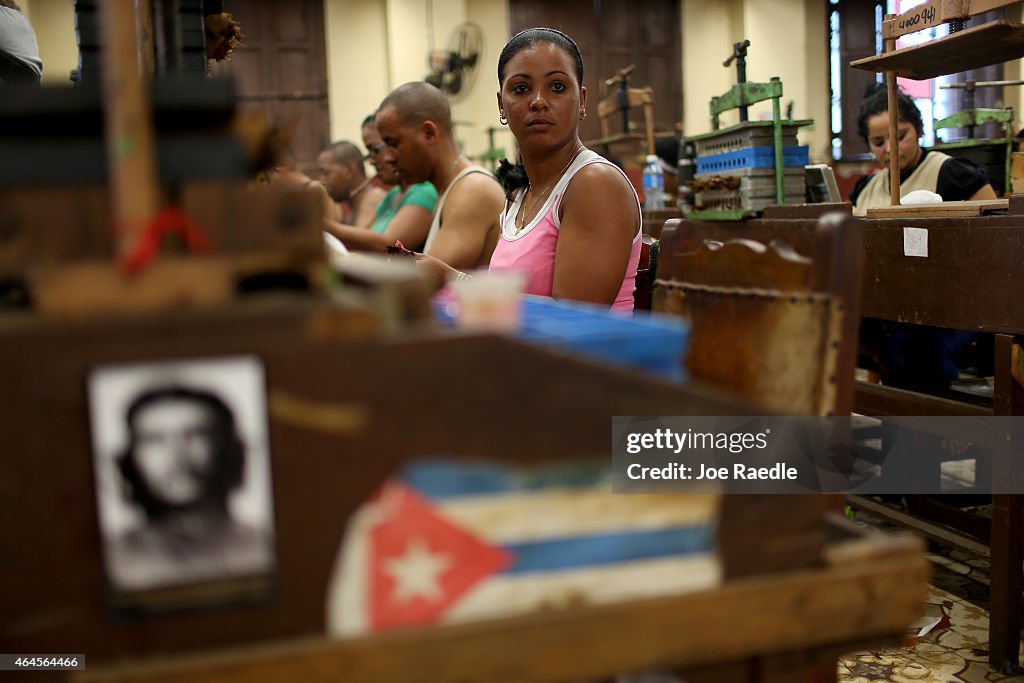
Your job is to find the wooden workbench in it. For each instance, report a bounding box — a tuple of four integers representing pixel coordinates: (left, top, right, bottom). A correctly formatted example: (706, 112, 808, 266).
(657, 201, 1024, 672)
(0, 294, 927, 682)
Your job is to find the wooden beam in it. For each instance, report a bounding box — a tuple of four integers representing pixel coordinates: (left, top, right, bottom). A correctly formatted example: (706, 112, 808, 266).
(882, 0, 1023, 39)
(854, 382, 993, 418)
(596, 88, 654, 118)
(968, 0, 1022, 16)
(885, 17, 900, 207)
(76, 541, 927, 683)
(882, 0, 968, 40)
(847, 495, 992, 556)
(864, 198, 1008, 217)
(988, 333, 1024, 673)
(99, 0, 161, 259)
(134, 0, 155, 77)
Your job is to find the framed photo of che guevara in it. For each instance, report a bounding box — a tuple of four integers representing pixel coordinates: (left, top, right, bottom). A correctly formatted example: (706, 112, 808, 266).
(87, 354, 277, 614)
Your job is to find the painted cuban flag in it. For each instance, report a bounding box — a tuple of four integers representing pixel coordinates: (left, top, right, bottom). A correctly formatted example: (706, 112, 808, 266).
(327, 459, 722, 636)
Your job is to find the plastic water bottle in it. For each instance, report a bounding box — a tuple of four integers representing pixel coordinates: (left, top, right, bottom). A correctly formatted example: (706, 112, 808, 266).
(642, 154, 664, 211)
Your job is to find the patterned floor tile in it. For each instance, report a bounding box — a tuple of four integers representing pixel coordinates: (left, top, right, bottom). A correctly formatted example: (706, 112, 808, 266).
(837, 577, 1024, 682)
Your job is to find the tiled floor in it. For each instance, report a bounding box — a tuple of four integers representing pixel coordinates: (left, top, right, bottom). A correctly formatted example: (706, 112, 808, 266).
(838, 506, 1024, 682)
(620, 525, 1021, 683)
(838, 584, 1024, 682)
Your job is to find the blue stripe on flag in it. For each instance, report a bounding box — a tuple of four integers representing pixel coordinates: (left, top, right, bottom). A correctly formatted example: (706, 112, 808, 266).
(400, 459, 609, 499)
(501, 525, 713, 574)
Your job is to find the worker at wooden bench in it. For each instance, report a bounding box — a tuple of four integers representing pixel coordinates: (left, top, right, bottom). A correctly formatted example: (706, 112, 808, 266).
(375, 81, 505, 271)
(851, 84, 995, 389)
(320, 115, 438, 254)
(417, 28, 642, 311)
(849, 83, 996, 216)
(318, 140, 388, 230)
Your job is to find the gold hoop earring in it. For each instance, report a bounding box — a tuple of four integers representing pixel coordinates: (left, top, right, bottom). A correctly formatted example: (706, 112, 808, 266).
(499, 111, 508, 125)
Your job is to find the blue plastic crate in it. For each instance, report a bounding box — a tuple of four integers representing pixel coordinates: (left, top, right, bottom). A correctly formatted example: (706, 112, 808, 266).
(519, 298, 688, 381)
(695, 145, 809, 174)
(434, 296, 689, 382)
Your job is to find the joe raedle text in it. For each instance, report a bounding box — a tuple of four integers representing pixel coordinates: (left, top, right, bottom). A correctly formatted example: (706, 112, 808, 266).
(626, 462, 798, 481)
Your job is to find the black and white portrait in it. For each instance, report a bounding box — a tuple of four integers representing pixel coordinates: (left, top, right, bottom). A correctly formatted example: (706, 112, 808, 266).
(88, 355, 275, 605)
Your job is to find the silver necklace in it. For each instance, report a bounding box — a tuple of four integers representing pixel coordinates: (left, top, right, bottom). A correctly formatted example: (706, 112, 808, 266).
(515, 146, 585, 233)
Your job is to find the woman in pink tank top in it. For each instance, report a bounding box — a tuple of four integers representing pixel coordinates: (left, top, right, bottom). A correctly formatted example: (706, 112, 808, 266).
(417, 28, 642, 312)
(489, 28, 641, 312)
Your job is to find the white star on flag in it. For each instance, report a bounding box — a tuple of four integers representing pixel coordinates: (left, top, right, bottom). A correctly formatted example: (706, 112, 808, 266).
(383, 537, 454, 604)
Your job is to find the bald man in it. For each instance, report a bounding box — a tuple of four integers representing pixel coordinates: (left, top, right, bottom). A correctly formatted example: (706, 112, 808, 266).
(318, 140, 388, 229)
(375, 82, 503, 270)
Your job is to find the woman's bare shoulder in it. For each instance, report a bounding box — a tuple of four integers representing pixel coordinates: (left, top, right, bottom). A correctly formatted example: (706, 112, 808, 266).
(560, 159, 638, 236)
(562, 159, 636, 207)
(568, 159, 633, 195)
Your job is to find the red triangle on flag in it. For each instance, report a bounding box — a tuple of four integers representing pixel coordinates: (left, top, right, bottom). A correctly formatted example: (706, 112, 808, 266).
(368, 484, 512, 630)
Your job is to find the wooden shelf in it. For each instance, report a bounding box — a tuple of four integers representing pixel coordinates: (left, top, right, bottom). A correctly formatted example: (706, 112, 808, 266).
(864, 197, 1008, 218)
(851, 20, 1024, 80)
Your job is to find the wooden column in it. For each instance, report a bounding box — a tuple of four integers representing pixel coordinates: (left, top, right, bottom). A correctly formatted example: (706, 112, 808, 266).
(99, 0, 161, 259)
(134, 0, 155, 77)
(884, 14, 900, 206)
(989, 333, 1023, 673)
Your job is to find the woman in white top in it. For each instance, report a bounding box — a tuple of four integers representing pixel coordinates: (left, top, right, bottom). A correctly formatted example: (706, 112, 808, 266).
(850, 83, 995, 215)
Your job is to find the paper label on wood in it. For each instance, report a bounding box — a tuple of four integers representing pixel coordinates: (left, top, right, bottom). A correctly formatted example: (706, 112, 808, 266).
(903, 227, 928, 257)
